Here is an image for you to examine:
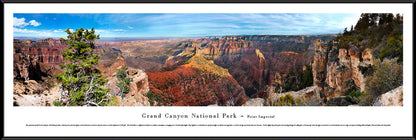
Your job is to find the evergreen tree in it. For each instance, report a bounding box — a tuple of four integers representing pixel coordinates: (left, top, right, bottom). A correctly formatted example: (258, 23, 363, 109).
(56, 28, 109, 106)
(343, 27, 348, 35)
(355, 14, 371, 32)
(369, 13, 379, 26)
(394, 13, 403, 24)
(378, 13, 391, 25)
(386, 13, 394, 24)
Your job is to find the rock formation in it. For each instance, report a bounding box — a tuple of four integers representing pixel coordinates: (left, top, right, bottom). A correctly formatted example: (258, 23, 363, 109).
(14, 38, 66, 64)
(173, 35, 334, 97)
(147, 49, 248, 106)
(265, 85, 322, 106)
(312, 40, 329, 99)
(13, 35, 337, 106)
(243, 98, 265, 106)
(13, 81, 60, 106)
(373, 86, 403, 106)
(100, 56, 151, 106)
(116, 68, 151, 106)
(92, 35, 335, 98)
(13, 39, 64, 106)
(312, 40, 374, 102)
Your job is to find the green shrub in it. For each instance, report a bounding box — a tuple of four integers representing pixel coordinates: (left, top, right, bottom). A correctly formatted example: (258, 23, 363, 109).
(378, 29, 403, 62)
(107, 96, 121, 106)
(53, 101, 64, 106)
(279, 65, 313, 93)
(145, 91, 164, 105)
(272, 94, 295, 106)
(360, 58, 402, 105)
(358, 92, 375, 106)
(116, 67, 132, 98)
(346, 91, 363, 104)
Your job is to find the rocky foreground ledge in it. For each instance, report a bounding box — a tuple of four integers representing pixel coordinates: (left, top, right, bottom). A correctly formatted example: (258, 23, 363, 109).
(373, 86, 403, 106)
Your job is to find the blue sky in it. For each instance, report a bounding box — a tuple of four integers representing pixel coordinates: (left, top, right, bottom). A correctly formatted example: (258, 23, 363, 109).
(13, 13, 361, 38)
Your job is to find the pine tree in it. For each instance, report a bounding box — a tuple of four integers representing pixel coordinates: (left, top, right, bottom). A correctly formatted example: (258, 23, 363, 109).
(56, 28, 109, 106)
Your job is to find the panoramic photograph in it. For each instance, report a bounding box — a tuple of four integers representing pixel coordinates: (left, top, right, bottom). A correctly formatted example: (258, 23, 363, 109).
(13, 13, 403, 106)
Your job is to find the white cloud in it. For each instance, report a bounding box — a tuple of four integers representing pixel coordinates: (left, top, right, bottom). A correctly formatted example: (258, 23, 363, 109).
(53, 29, 76, 33)
(13, 27, 53, 37)
(13, 17, 29, 27)
(113, 29, 125, 32)
(127, 26, 133, 29)
(29, 20, 41, 26)
(95, 29, 107, 33)
(14, 27, 40, 33)
(13, 17, 41, 27)
(53, 29, 64, 32)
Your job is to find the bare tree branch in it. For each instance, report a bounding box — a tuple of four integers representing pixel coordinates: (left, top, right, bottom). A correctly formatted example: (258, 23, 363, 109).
(85, 76, 95, 101)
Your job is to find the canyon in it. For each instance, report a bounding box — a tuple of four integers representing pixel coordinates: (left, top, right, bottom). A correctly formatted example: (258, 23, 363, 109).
(14, 35, 333, 106)
(11, 14, 403, 106)
(12, 30, 402, 106)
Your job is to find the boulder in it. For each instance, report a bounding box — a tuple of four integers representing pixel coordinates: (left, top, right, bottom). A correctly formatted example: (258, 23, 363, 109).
(373, 86, 403, 106)
(243, 98, 265, 106)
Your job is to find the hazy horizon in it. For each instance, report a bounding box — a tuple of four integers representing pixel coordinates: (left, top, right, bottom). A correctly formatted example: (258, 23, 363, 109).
(14, 34, 338, 42)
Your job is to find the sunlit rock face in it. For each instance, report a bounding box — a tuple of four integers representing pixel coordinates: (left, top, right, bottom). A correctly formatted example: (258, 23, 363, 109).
(147, 50, 248, 106)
